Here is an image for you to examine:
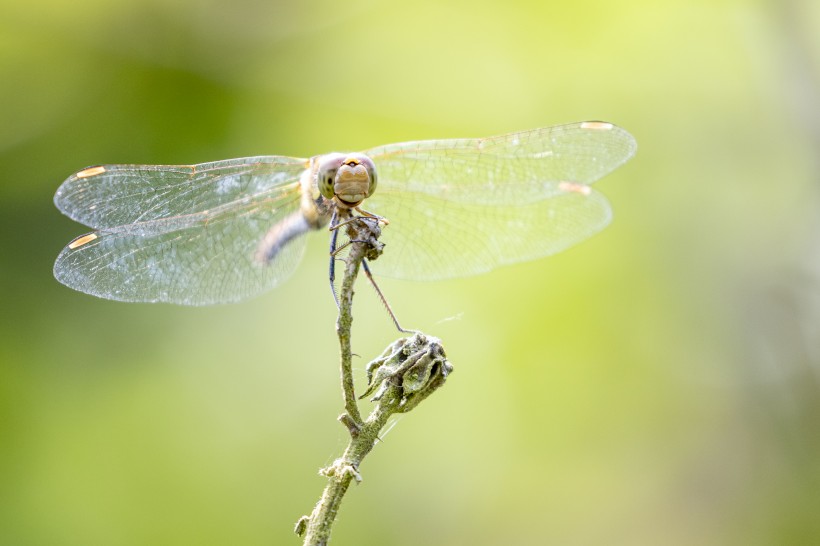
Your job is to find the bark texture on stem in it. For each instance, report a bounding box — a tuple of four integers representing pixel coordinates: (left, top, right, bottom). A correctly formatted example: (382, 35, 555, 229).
(297, 217, 453, 545)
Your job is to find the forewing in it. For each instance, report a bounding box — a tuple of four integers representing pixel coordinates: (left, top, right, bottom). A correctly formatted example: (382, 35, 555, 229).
(365, 122, 636, 206)
(54, 156, 308, 229)
(53, 183, 305, 305)
(362, 122, 633, 280)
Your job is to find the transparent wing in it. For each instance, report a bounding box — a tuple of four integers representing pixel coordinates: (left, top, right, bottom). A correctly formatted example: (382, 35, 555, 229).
(363, 122, 635, 280)
(365, 122, 635, 205)
(53, 157, 308, 305)
(367, 187, 611, 280)
(54, 188, 305, 305)
(54, 156, 308, 229)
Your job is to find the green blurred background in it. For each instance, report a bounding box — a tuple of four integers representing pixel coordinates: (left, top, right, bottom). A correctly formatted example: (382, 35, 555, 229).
(3, 0, 820, 544)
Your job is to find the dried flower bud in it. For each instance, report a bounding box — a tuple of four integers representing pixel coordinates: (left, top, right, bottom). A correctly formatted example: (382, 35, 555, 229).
(361, 333, 453, 412)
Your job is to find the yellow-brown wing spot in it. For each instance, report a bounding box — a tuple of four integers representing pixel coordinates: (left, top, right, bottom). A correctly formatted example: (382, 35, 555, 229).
(580, 121, 614, 131)
(558, 181, 592, 196)
(76, 166, 106, 178)
(68, 233, 99, 249)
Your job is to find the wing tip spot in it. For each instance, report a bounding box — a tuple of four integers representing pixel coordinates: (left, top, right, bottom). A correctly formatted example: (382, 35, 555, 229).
(580, 121, 614, 131)
(76, 166, 107, 178)
(68, 233, 99, 249)
(559, 181, 592, 196)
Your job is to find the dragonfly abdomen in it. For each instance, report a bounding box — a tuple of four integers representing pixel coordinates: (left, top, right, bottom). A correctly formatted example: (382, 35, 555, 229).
(255, 212, 315, 264)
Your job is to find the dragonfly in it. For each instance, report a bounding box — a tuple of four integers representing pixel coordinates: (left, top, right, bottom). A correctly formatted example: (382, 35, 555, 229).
(54, 121, 636, 312)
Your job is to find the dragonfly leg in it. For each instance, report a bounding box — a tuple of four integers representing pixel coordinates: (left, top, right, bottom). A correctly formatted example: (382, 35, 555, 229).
(354, 206, 389, 226)
(332, 233, 382, 258)
(331, 240, 353, 257)
(330, 211, 379, 257)
(328, 209, 341, 308)
(330, 215, 367, 231)
(362, 259, 413, 334)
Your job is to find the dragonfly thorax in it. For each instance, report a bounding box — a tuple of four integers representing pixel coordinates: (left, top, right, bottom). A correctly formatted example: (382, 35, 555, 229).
(316, 152, 378, 209)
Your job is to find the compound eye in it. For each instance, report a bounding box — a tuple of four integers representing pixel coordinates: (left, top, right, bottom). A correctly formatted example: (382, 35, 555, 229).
(319, 170, 335, 199)
(316, 154, 346, 199)
(367, 164, 377, 197)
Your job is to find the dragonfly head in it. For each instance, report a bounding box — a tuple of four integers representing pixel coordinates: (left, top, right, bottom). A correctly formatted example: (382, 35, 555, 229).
(316, 153, 377, 208)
